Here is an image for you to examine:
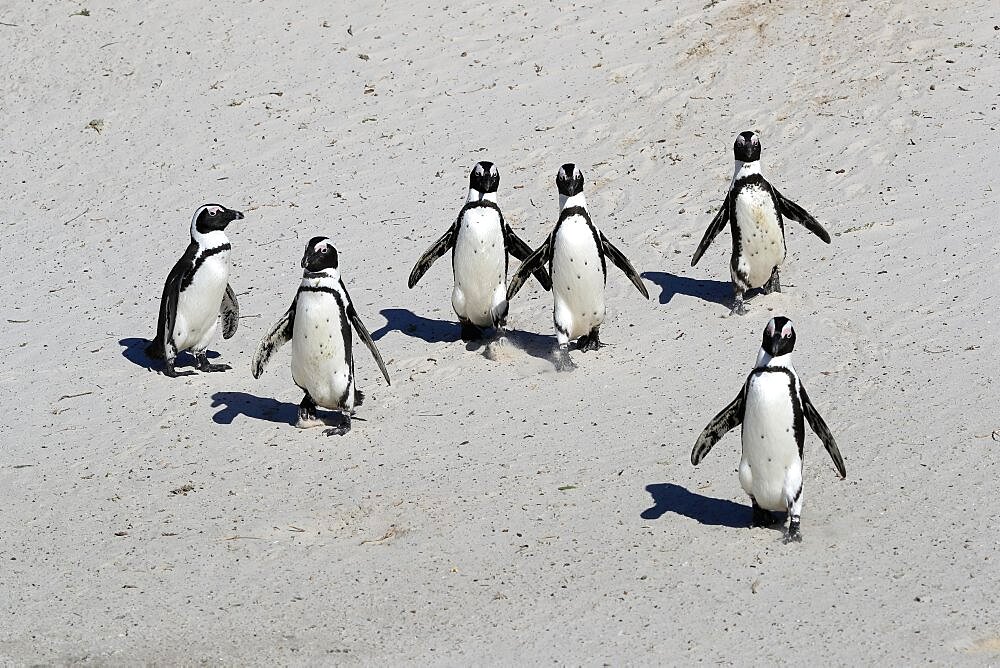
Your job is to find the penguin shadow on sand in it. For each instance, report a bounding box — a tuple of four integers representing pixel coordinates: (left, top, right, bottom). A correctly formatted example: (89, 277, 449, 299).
(210, 391, 299, 426)
(370, 309, 557, 365)
(641, 482, 773, 530)
(370, 308, 462, 344)
(640, 271, 732, 308)
(118, 337, 221, 372)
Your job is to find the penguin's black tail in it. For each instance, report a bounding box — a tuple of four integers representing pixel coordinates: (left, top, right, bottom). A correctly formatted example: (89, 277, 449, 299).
(146, 337, 164, 359)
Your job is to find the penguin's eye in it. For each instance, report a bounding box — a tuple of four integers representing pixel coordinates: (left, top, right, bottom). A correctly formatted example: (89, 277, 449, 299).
(319, 247, 328, 253)
(208, 210, 218, 217)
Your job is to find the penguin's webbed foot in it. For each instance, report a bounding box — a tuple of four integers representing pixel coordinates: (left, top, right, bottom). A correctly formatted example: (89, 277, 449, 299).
(297, 394, 323, 428)
(490, 301, 509, 330)
(194, 352, 230, 372)
(751, 500, 774, 528)
(163, 361, 194, 378)
(201, 362, 232, 372)
(763, 267, 781, 294)
(553, 345, 577, 372)
(324, 414, 352, 436)
(460, 320, 483, 343)
(577, 330, 604, 352)
(729, 297, 748, 316)
(784, 519, 802, 543)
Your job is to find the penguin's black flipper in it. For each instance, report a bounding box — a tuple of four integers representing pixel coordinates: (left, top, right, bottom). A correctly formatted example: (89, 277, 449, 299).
(775, 190, 831, 243)
(220, 284, 239, 339)
(251, 297, 296, 379)
(800, 385, 846, 478)
(506, 236, 551, 301)
(504, 225, 552, 291)
(148, 241, 197, 359)
(691, 192, 731, 267)
(600, 232, 649, 299)
(408, 224, 456, 288)
(342, 282, 391, 386)
(691, 388, 745, 465)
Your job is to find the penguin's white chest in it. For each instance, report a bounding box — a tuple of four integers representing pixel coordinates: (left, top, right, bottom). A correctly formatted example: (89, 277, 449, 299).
(290, 291, 352, 409)
(734, 186, 785, 288)
(739, 371, 802, 511)
(452, 208, 506, 327)
(551, 216, 605, 340)
(174, 250, 229, 350)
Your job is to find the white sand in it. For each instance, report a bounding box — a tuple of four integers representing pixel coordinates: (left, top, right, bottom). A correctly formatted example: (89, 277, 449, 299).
(2, 0, 999, 663)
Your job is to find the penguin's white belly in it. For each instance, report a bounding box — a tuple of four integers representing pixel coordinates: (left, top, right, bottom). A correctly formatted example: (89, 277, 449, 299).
(734, 186, 786, 288)
(452, 211, 506, 327)
(290, 293, 352, 409)
(174, 253, 228, 351)
(552, 217, 605, 340)
(739, 373, 801, 511)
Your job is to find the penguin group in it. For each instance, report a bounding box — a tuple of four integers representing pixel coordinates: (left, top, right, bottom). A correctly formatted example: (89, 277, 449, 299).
(145, 132, 844, 542)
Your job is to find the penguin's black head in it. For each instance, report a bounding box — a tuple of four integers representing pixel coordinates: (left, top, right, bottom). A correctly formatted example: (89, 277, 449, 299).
(194, 203, 244, 234)
(556, 163, 584, 197)
(469, 161, 500, 194)
(734, 131, 761, 163)
(301, 236, 339, 272)
(762, 316, 796, 358)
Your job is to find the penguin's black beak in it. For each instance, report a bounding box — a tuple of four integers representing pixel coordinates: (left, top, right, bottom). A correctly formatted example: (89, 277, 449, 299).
(301, 247, 321, 269)
(230, 210, 245, 221)
(300, 249, 326, 270)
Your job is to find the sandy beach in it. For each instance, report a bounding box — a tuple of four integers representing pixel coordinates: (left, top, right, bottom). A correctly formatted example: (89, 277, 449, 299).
(2, 0, 999, 663)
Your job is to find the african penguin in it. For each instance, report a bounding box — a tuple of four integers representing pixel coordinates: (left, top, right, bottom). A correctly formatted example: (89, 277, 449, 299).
(252, 237, 390, 436)
(408, 161, 551, 342)
(691, 131, 832, 315)
(506, 164, 648, 371)
(690, 316, 846, 541)
(146, 203, 244, 377)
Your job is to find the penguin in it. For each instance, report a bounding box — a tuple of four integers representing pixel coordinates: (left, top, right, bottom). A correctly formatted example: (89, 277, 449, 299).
(506, 164, 648, 370)
(691, 131, 832, 315)
(146, 203, 244, 377)
(251, 236, 390, 436)
(408, 161, 552, 342)
(690, 316, 846, 541)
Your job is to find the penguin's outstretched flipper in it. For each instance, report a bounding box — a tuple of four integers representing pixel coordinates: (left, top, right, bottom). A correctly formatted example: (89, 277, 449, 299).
(691, 192, 731, 267)
(691, 389, 745, 465)
(342, 282, 391, 386)
(800, 385, 846, 478)
(251, 298, 296, 378)
(506, 237, 551, 301)
(600, 232, 648, 299)
(504, 225, 551, 290)
(775, 189, 831, 243)
(408, 224, 456, 288)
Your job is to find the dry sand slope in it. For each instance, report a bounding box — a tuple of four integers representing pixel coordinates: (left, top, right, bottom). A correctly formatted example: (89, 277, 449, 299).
(1, 0, 999, 663)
